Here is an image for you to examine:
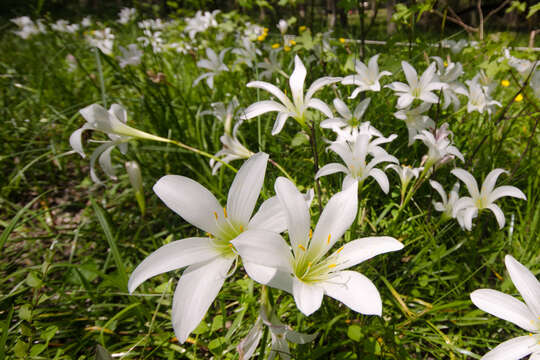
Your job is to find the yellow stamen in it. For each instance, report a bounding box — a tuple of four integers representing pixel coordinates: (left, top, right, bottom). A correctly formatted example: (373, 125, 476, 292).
(327, 234, 331, 244)
(213, 212, 218, 220)
(228, 243, 233, 248)
(298, 244, 306, 251)
(328, 264, 336, 268)
(309, 229, 313, 239)
(337, 246, 344, 253)
(443, 61, 448, 67)
(239, 225, 244, 232)
(223, 207, 228, 218)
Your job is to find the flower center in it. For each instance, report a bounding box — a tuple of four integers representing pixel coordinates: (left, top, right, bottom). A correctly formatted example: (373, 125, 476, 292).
(211, 208, 246, 257)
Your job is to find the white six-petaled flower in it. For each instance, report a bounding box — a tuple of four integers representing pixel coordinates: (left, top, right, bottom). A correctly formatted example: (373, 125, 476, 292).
(232, 177, 404, 316)
(471, 255, 540, 360)
(341, 54, 392, 99)
(393, 102, 435, 146)
(128, 153, 290, 343)
(242, 55, 341, 135)
(193, 48, 229, 89)
(451, 168, 526, 230)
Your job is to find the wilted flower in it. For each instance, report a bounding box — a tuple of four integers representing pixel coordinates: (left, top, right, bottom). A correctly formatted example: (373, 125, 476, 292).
(129, 153, 292, 343)
(386, 61, 446, 109)
(393, 103, 435, 146)
(471, 255, 540, 360)
(451, 168, 526, 230)
(117, 44, 142, 68)
(193, 48, 229, 89)
(242, 55, 341, 135)
(233, 177, 403, 316)
(342, 54, 392, 98)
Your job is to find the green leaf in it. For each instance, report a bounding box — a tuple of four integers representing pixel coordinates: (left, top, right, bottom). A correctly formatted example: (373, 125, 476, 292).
(30, 344, 47, 357)
(527, 2, 540, 17)
(95, 345, 113, 360)
(211, 314, 224, 332)
(25, 272, 42, 288)
(347, 324, 363, 342)
(13, 341, 28, 359)
(291, 132, 309, 147)
(40, 325, 58, 343)
(19, 304, 32, 322)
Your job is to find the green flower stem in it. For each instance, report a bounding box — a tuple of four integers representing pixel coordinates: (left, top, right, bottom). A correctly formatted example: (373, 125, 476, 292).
(269, 157, 295, 182)
(308, 122, 324, 214)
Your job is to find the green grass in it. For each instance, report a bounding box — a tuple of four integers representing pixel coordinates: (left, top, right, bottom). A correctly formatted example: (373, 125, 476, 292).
(1, 11, 539, 360)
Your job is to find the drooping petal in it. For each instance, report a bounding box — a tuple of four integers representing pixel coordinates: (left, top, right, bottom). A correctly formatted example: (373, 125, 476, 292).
(315, 163, 349, 179)
(248, 196, 287, 233)
(292, 277, 324, 316)
(305, 77, 342, 101)
(368, 168, 390, 193)
(227, 152, 268, 225)
(243, 261, 293, 293)
(98, 146, 116, 179)
(153, 175, 222, 235)
(342, 174, 358, 190)
(271, 112, 292, 135)
(334, 237, 403, 271)
(247, 81, 294, 110)
(69, 124, 92, 158)
(470, 289, 537, 332)
(237, 317, 263, 360)
(505, 255, 540, 319)
(172, 256, 234, 343)
(275, 177, 311, 255)
(462, 207, 478, 231)
(451, 168, 480, 199)
(307, 98, 333, 118)
(89, 142, 117, 184)
(289, 55, 307, 107)
(429, 180, 448, 205)
(322, 270, 382, 315)
(241, 100, 289, 120)
(488, 186, 527, 203)
(452, 196, 475, 215)
(480, 336, 539, 360)
(486, 203, 506, 229)
(309, 182, 358, 260)
(397, 94, 414, 109)
(232, 230, 293, 272)
(109, 103, 128, 123)
(128, 237, 220, 293)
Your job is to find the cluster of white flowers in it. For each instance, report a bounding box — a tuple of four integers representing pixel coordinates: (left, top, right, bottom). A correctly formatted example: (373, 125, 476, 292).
(184, 10, 219, 39)
(11, 16, 45, 39)
(118, 7, 136, 24)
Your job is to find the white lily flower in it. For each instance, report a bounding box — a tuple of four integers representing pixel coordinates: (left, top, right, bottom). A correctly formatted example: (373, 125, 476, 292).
(128, 153, 292, 343)
(242, 55, 341, 135)
(431, 56, 468, 111)
(466, 78, 501, 115)
(86, 28, 115, 55)
(320, 98, 371, 136)
(471, 255, 540, 360)
(118, 8, 136, 24)
(429, 180, 465, 226)
(441, 39, 468, 54)
(256, 50, 285, 80)
(467, 70, 496, 95)
(233, 177, 403, 316)
(451, 168, 526, 230)
(51, 19, 79, 33)
(393, 103, 435, 146)
(386, 61, 446, 109)
(184, 10, 219, 39)
(316, 132, 398, 192)
(117, 44, 142, 68)
(232, 37, 262, 69)
(81, 16, 92, 28)
(388, 165, 422, 193)
(502, 49, 538, 77)
(342, 54, 392, 98)
(277, 19, 288, 35)
(137, 29, 164, 53)
(193, 48, 229, 89)
(238, 304, 317, 360)
(11, 17, 41, 39)
(415, 123, 464, 168)
(138, 18, 167, 31)
(70, 103, 164, 183)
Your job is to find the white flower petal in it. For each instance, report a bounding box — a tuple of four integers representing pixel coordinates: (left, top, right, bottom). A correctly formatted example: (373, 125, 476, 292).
(292, 277, 324, 316)
(128, 237, 220, 293)
(401, 61, 418, 88)
(462, 207, 478, 231)
(470, 289, 537, 332)
(310, 181, 358, 259)
(69, 125, 92, 158)
(227, 152, 268, 225)
(451, 168, 480, 198)
(247, 81, 294, 109)
(322, 270, 382, 315)
(481, 335, 539, 360)
(335, 237, 403, 271)
(237, 318, 263, 360)
(453, 197, 475, 215)
(315, 163, 349, 179)
(172, 256, 234, 343)
(481, 169, 507, 196)
(271, 112, 291, 135)
(98, 146, 116, 179)
(386, 82, 409, 92)
(353, 98, 371, 119)
(307, 98, 333, 118)
(305, 77, 342, 101)
(429, 180, 448, 205)
(248, 196, 287, 233)
(333, 98, 352, 119)
(232, 229, 293, 272)
(241, 100, 289, 120)
(289, 55, 307, 106)
(153, 175, 222, 235)
(243, 261, 293, 293)
(397, 94, 414, 109)
(487, 203, 506, 229)
(505, 255, 540, 318)
(488, 186, 527, 203)
(342, 174, 358, 190)
(109, 103, 128, 123)
(368, 168, 390, 194)
(275, 177, 311, 254)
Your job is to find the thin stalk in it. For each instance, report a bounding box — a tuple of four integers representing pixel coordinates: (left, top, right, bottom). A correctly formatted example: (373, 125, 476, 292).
(308, 122, 323, 213)
(269, 157, 294, 181)
(93, 48, 107, 108)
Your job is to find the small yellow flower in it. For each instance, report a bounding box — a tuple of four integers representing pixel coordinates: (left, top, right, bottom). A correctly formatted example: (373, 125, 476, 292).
(284, 46, 291, 52)
(339, 37, 346, 44)
(515, 93, 523, 102)
(299, 25, 306, 32)
(443, 61, 448, 67)
(289, 40, 296, 45)
(263, 27, 269, 34)
(271, 43, 280, 49)
(257, 35, 265, 42)
(501, 79, 510, 87)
